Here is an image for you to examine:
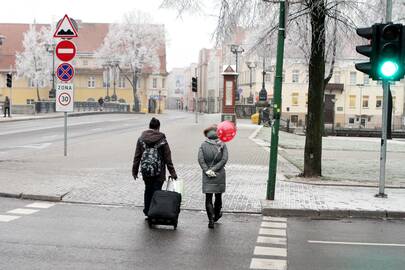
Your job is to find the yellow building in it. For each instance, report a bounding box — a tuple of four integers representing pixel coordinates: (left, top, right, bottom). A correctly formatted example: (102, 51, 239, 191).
(0, 22, 168, 113)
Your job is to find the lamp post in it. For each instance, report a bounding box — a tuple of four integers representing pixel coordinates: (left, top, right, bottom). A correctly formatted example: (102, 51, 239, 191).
(230, 44, 244, 102)
(356, 83, 364, 129)
(102, 63, 110, 101)
(246, 61, 257, 104)
(111, 60, 119, 102)
(46, 42, 56, 99)
(158, 89, 161, 114)
(258, 56, 268, 103)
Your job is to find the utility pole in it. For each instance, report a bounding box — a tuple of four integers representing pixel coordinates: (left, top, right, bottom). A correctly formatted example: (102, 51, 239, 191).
(267, 0, 286, 200)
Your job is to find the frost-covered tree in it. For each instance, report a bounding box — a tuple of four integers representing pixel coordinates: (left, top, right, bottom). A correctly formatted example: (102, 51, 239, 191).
(96, 10, 163, 111)
(16, 24, 53, 101)
(162, 0, 404, 178)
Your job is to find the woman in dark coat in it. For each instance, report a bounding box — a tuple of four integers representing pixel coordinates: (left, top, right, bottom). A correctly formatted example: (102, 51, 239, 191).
(198, 125, 228, 229)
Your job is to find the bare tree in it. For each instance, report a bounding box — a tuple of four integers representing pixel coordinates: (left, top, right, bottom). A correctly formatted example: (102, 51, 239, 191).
(96, 10, 164, 111)
(161, 0, 393, 178)
(16, 24, 52, 101)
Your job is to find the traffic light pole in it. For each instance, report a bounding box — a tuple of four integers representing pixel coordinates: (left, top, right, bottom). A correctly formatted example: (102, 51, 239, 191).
(375, 0, 392, 198)
(267, 0, 286, 200)
(376, 81, 389, 198)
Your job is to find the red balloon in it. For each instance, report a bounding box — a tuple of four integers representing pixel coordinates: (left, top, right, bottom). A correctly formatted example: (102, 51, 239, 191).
(217, 121, 237, 142)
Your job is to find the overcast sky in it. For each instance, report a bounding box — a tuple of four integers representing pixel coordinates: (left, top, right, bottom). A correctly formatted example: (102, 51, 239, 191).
(0, 0, 217, 71)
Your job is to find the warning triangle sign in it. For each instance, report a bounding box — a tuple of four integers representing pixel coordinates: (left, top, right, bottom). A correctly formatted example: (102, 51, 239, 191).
(54, 14, 78, 38)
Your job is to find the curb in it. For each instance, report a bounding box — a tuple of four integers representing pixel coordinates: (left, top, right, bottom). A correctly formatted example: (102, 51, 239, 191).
(262, 206, 405, 219)
(0, 111, 144, 123)
(0, 192, 63, 202)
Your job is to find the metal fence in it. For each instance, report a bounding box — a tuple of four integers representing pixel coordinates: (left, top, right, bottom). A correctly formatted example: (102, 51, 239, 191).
(33, 101, 130, 113)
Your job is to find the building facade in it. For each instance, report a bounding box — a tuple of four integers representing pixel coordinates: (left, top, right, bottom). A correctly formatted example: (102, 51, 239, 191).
(0, 22, 168, 113)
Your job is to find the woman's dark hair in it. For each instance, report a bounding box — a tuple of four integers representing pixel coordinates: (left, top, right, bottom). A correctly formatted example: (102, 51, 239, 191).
(149, 117, 160, 130)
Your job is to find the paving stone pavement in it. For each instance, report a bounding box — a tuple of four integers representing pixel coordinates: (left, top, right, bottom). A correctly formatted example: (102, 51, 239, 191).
(63, 115, 284, 213)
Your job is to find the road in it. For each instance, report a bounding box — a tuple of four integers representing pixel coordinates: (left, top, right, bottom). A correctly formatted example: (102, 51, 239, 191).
(0, 197, 261, 270)
(287, 218, 405, 270)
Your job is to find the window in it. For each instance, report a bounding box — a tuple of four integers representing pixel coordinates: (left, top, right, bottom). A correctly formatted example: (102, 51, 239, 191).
(363, 74, 370, 85)
(162, 78, 165, 89)
(376, 96, 382, 108)
(28, 78, 35, 88)
(349, 118, 355, 124)
(291, 115, 299, 123)
(334, 71, 341, 84)
(362, 96, 369, 108)
(88, 76, 95, 88)
(265, 73, 272, 82)
(83, 59, 88, 66)
(26, 99, 34, 104)
(118, 75, 125, 88)
(103, 70, 110, 88)
(350, 72, 357, 85)
(152, 78, 157, 88)
(349, 95, 356, 108)
(292, 93, 299, 106)
(292, 70, 299, 83)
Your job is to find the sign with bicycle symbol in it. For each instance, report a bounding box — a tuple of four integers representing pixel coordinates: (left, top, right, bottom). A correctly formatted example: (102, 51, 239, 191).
(56, 84, 74, 112)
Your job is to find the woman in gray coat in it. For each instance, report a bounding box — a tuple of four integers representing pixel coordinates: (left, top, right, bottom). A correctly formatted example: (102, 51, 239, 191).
(198, 125, 229, 229)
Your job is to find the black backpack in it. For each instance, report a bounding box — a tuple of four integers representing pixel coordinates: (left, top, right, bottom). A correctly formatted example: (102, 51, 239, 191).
(140, 140, 163, 177)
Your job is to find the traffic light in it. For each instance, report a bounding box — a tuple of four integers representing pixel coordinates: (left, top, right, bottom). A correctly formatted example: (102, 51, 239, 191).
(355, 25, 379, 79)
(192, 77, 197, 92)
(6, 73, 12, 88)
(376, 23, 405, 81)
(355, 23, 405, 81)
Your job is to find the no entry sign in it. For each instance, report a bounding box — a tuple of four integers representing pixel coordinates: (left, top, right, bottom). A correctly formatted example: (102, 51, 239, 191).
(56, 63, 75, 82)
(56, 84, 74, 112)
(56, 40, 76, 62)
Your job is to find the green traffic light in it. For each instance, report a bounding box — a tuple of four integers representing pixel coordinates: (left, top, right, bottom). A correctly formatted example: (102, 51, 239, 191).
(380, 60, 399, 78)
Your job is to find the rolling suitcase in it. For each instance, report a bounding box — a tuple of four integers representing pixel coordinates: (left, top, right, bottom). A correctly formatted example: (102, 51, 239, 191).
(147, 178, 181, 229)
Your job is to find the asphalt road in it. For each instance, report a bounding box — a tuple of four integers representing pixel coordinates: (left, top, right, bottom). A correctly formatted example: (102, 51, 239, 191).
(287, 217, 405, 270)
(0, 197, 261, 270)
(0, 113, 187, 159)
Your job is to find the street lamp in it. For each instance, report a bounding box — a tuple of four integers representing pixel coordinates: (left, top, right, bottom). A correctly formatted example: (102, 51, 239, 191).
(246, 61, 257, 104)
(158, 89, 161, 114)
(259, 56, 268, 102)
(356, 83, 365, 129)
(102, 63, 110, 101)
(230, 44, 244, 102)
(111, 60, 120, 102)
(45, 42, 56, 99)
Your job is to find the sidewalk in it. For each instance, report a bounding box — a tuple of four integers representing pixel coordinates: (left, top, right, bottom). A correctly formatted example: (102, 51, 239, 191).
(253, 128, 405, 219)
(0, 111, 142, 123)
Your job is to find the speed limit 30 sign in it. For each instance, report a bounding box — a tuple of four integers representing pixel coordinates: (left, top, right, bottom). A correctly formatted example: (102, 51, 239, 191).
(56, 84, 74, 112)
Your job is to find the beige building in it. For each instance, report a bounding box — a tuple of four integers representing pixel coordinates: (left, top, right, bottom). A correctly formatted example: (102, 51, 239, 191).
(0, 22, 168, 113)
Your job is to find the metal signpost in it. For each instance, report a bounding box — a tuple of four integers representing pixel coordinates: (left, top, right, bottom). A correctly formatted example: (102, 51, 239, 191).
(54, 14, 78, 156)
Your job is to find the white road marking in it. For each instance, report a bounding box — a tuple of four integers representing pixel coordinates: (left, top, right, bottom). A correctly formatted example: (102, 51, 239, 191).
(7, 208, 39, 215)
(0, 215, 21, 222)
(254, 246, 287, 257)
(250, 258, 287, 270)
(262, 216, 287, 222)
(15, 143, 52, 149)
(261, 222, 287, 229)
(259, 228, 286, 237)
(308, 240, 405, 247)
(25, 202, 55, 209)
(257, 236, 286, 246)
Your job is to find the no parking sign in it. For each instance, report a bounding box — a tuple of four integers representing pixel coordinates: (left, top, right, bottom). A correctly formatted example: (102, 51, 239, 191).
(56, 84, 74, 112)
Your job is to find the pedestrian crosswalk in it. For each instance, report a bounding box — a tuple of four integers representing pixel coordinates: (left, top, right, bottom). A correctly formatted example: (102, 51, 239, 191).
(0, 201, 55, 223)
(250, 216, 288, 270)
